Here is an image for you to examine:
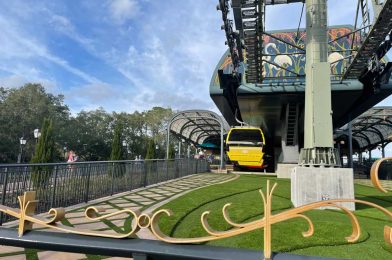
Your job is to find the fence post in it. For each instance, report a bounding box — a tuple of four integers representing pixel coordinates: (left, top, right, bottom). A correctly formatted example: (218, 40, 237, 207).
(143, 161, 148, 187)
(129, 162, 133, 191)
(85, 163, 92, 203)
(155, 160, 159, 184)
(195, 159, 198, 174)
(175, 159, 179, 178)
(0, 167, 9, 226)
(166, 159, 169, 181)
(188, 158, 191, 176)
(111, 162, 115, 196)
(50, 166, 58, 208)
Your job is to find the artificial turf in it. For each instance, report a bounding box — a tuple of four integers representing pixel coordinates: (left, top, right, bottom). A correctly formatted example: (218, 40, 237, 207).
(155, 174, 392, 260)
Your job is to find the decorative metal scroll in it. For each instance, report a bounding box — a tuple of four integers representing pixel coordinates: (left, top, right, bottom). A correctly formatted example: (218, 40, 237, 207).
(0, 169, 391, 259)
(370, 156, 392, 193)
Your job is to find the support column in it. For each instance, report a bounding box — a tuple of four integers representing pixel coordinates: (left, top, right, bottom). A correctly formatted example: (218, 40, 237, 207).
(292, 0, 354, 210)
(220, 122, 224, 170)
(382, 143, 385, 158)
(166, 125, 171, 159)
(178, 141, 181, 159)
(299, 0, 339, 166)
(348, 118, 353, 168)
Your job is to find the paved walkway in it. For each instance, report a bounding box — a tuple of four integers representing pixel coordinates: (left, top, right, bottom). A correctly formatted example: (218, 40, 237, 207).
(354, 179, 392, 190)
(0, 173, 237, 260)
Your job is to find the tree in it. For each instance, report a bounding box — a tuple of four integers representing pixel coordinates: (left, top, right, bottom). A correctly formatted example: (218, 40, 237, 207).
(110, 122, 123, 161)
(145, 139, 156, 159)
(0, 84, 69, 163)
(168, 143, 175, 159)
(30, 118, 55, 189)
(63, 108, 112, 161)
(31, 118, 55, 164)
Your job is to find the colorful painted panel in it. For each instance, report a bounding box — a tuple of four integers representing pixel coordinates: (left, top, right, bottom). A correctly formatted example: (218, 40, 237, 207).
(213, 27, 361, 86)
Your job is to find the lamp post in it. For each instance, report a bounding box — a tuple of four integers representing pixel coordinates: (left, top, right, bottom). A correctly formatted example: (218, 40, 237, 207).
(18, 137, 27, 163)
(33, 129, 41, 143)
(122, 140, 127, 159)
(155, 144, 159, 159)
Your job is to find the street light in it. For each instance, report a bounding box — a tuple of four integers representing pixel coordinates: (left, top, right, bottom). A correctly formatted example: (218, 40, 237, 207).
(122, 140, 128, 159)
(174, 145, 178, 159)
(18, 137, 27, 163)
(33, 129, 41, 143)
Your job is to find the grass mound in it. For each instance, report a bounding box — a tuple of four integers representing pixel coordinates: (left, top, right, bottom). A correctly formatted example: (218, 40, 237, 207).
(155, 174, 392, 259)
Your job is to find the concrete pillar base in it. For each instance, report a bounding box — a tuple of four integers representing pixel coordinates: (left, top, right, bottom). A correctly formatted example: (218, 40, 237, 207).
(291, 167, 355, 211)
(276, 163, 297, 179)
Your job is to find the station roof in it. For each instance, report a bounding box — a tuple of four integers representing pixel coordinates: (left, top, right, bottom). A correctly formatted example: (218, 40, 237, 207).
(168, 110, 230, 145)
(336, 107, 392, 150)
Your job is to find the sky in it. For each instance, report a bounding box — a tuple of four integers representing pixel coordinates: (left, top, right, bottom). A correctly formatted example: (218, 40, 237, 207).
(0, 0, 390, 116)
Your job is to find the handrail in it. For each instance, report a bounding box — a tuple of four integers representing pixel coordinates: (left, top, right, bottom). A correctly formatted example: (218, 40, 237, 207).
(0, 158, 191, 167)
(0, 228, 336, 260)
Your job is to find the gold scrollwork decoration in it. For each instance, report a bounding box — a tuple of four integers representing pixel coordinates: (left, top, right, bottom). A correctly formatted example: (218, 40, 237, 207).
(370, 157, 392, 193)
(0, 177, 391, 260)
(0, 191, 142, 239)
(149, 180, 392, 260)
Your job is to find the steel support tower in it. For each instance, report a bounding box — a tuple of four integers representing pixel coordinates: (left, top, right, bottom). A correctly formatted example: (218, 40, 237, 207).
(299, 0, 340, 166)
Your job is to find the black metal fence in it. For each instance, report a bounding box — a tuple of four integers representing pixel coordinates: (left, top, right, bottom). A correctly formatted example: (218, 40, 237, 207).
(0, 159, 208, 224)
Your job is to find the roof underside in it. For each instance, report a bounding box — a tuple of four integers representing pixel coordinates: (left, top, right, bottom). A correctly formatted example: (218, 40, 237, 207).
(336, 107, 392, 150)
(169, 110, 230, 145)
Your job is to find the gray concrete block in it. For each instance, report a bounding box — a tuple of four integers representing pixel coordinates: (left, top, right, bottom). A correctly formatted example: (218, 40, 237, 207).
(291, 167, 355, 211)
(276, 163, 298, 179)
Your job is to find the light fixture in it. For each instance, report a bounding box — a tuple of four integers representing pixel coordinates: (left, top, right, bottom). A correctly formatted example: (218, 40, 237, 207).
(19, 137, 26, 145)
(33, 129, 41, 139)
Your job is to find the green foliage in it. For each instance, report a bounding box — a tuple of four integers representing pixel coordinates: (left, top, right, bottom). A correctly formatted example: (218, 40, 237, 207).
(145, 139, 156, 159)
(110, 122, 123, 161)
(168, 143, 175, 159)
(31, 118, 55, 163)
(0, 83, 175, 163)
(0, 84, 69, 163)
(30, 118, 55, 188)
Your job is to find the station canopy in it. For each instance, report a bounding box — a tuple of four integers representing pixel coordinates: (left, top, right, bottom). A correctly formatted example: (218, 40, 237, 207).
(336, 107, 392, 150)
(168, 110, 230, 145)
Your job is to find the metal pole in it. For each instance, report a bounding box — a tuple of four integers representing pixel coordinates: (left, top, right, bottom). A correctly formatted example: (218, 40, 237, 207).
(111, 162, 115, 196)
(179, 141, 181, 159)
(0, 168, 8, 225)
(382, 143, 385, 158)
(166, 123, 171, 159)
(301, 0, 337, 166)
(348, 118, 353, 168)
(220, 123, 224, 170)
(51, 166, 58, 208)
(84, 163, 92, 203)
(18, 144, 23, 164)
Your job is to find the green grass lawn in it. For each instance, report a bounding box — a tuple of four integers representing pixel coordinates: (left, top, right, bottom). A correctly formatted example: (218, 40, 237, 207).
(155, 174, 392, 260)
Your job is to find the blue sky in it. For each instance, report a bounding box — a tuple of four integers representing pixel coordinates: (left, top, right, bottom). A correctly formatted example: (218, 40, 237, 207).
(0, 0, 390, 115)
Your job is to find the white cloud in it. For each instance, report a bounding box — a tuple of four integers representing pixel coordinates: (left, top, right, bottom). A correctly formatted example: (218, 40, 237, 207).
(108, 0, 140, 24)
(0, 13, 102, 85)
